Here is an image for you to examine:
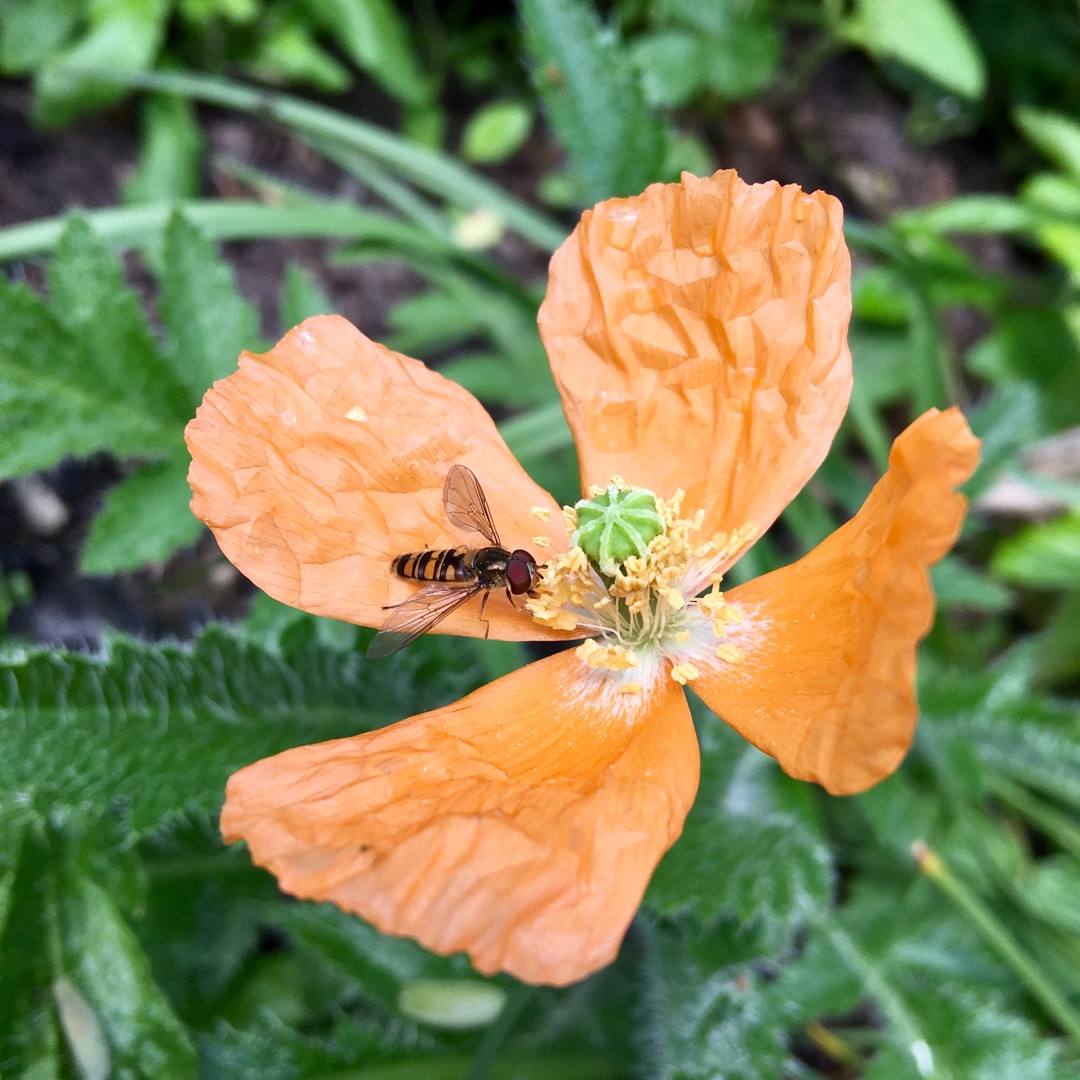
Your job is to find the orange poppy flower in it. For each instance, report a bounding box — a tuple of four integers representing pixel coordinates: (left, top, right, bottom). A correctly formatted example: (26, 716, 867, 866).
(186, 170, 980, 987)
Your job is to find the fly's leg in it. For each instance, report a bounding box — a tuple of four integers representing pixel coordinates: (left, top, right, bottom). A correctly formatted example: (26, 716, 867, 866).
(479, 590, 491, 639)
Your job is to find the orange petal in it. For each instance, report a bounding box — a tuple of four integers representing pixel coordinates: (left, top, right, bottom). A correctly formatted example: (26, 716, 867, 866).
(539, 169, 852, 547)
(186, 315, 568, 641)
(221, 650, 699, 985)
(693, 408, 980, 795)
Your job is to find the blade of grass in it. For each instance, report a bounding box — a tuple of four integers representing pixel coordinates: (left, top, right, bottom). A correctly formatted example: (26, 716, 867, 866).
(987, 774, 1080, 862)
(498, 400, 573, 460)
(818, 915, 939, 1079)
(304, 134, 452, 237)
(0, 200, 447, 261)
(913, 840, 1080, 1044)
(76, 70, 568, 252)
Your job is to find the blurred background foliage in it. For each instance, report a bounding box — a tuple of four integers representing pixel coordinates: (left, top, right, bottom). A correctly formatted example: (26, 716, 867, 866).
(1, 0, 1080, 1076)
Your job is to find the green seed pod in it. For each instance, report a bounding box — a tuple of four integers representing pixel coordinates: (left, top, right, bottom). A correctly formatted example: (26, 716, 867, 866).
(573, 485, 664, 575)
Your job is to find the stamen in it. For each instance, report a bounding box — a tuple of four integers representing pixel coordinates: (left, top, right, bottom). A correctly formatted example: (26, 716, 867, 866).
(532, 535, 552, 548)
(620, 682, 643, 696)
(715, 643, 745, 664)
(670, 661, 701, 685)
(531, 506, 553, 521)
(524, 477, 757, 673)
(577, 639, 639, 671)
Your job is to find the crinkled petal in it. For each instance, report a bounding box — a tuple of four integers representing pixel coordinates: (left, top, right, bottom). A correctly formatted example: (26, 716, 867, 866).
(186, 315, 568, 641)
(221, 651, 699, 986)
(539, 169, 852, 550)
(693, 408, 980, 795)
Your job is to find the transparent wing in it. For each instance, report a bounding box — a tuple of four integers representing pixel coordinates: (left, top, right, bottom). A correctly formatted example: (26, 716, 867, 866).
(443, 465, 500, 546)
(367, 582, 482, 659)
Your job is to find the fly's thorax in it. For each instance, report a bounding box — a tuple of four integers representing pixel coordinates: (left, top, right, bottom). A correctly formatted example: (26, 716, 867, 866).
(525, 480, 758, 688)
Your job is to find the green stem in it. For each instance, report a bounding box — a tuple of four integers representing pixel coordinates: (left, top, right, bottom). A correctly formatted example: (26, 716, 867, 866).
(913, 840, 1080, 1044)
(464, 984, 536, 1080)
(986, 774, 1080, 861)
(322, 1054, 626, 1080)
(78, 70, 568, 252)
(819, 916, 941, 1078)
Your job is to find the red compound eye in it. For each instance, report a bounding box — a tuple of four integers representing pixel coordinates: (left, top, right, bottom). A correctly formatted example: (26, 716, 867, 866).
(507, 550, 536, 594)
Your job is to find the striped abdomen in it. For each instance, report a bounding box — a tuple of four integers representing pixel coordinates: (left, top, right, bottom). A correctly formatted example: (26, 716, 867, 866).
(392, 547, 474, 583)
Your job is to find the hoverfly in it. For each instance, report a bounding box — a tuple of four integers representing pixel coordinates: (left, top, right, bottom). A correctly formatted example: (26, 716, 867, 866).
(367, 465, 540, 658)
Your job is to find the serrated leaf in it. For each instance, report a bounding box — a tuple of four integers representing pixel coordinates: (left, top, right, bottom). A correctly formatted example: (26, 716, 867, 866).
(0, 622, 486, 836)
(0, 270, 178, 480)
(521, 0, 666, 204)
(160, 212, 259, 401)
(633, 917, 791, 1080)
(57, 873, 195, 1079)
(646, 719, 832, 952)
(80, 460, 203, 575)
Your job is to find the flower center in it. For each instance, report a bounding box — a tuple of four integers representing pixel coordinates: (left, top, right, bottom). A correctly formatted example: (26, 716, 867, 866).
(527, 480, 757, 689)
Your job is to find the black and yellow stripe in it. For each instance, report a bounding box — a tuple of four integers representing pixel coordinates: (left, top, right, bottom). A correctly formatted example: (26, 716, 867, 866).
(392, 547, 471, 582)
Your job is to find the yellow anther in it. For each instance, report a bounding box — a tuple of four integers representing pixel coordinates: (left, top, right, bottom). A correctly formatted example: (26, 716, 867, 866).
(620, 682, 643, 696)
(577, 638, 639, 671)
(561, 505, 578, 535)
(674, 630, 691, 642)
(531, 506, 553, 521)
(670, 661, 701, 685)
(532, 535, 552, 548)
(666, 588, 685, 610)
(715, 643, 745, 664)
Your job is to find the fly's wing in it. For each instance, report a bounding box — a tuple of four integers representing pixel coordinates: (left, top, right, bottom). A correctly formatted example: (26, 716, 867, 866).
(443, 465, 500, 546)
(367, 582, 481, 658)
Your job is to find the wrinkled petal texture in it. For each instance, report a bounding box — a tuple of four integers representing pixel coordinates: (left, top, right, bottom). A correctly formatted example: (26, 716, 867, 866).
(221, 651, 699, 985)
(539, 169, 853, 549)
(186, 315, 568, 641)
(694, 408, 980, 795)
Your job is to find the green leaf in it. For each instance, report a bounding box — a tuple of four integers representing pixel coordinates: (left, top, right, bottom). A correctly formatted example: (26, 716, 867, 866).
(633, 917, 791, 1079)
(520, 0, 666, 204)
(48, 216, 189, 424)
(123, 95, 205, 206)
(34, 0, 170, 126)
(160, 211, 259, 400)
(0, 240, 180, 480)
(278, 902, 464, 1014)
(646, 719, 833, 953)
(281, 263, 335, 327)
(57, 873, 196, 1079)
(631, 31, 707, 108)
(0, 0, 79, 74)
(301, 0, 431, 107)
(461, 101, 533, 164)
(1015, 107, 1080, 184)
(246, 15, 351, 93)
(894, 194, 1035, 236)
(993, 511, 1080, 590)
(931, 556, 1013, 612)
(0, 622, 486, 836)
(80, 460, 204, 575)
(1018, 855, 1080, 936)
(850, 0, 987, 99)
